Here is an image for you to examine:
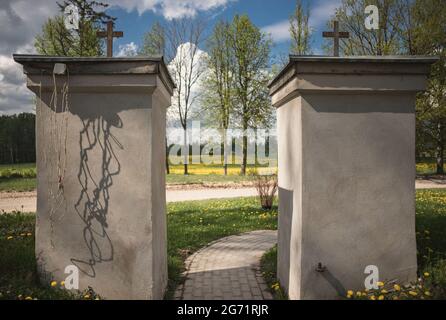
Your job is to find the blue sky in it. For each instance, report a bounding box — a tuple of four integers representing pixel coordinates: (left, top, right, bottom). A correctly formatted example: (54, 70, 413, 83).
(107, 0, 342, 58)
(0, 0, 342, 114)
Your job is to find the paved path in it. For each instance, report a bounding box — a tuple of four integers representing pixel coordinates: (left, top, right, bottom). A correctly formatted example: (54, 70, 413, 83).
(175, 230, 277, 300)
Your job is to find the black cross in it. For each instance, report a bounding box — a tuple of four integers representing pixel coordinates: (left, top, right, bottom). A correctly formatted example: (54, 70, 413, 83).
(322, 21, 349, 57)
(97, 21, 123, 57)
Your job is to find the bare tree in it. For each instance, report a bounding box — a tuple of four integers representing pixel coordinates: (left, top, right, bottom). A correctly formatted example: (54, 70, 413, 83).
(165, 18, 207, 175)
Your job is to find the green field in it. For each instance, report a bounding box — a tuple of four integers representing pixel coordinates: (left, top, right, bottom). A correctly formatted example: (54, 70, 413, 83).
(0, 162, 268, 192)
(0, 161, 442, 193)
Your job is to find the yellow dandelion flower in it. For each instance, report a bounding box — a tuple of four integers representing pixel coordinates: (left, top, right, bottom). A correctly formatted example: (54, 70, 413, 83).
(408, 291, 418, 296)
(84, 294, 90, 299)
(370, 295, 376, 300)
(423, 272, 430, 277)
(27, 233, 32, 236)
(347, 290, 354, 296)
(378, 295, 384, 300)
(381, 289, 388, 294)
(393, 284, 401, 291)
(50, 281, 57, 287)
(7, 236, 13, 240)
(377, 281, 385, 287)
(25, 296, 32, 300)
(356, 291, 362, 297)
(424, 291, 431, 296)
(61, 281, 65, 287)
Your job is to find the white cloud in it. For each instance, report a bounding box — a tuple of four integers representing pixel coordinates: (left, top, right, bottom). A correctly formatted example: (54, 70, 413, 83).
(261, 0, 342, 44)
(168, 42, 209, 123)
(116, 42, 139, 57)
(0, 0, 59, 114)
(261, 20, 290, 43)
(108, 0, 236, 20)
(309, 0, 342, 28)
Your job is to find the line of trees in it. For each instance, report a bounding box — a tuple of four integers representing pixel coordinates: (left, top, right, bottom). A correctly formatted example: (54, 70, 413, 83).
(140, 15, 275, 176)
(0, 114, 36, 164)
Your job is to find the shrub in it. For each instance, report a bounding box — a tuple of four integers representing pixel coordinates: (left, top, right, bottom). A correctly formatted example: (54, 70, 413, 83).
(253, 173, 278, 210)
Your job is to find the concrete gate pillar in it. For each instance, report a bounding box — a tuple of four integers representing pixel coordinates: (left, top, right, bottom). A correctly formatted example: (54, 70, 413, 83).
(269, 56, 438, 299)
(14, 55, 175, 300)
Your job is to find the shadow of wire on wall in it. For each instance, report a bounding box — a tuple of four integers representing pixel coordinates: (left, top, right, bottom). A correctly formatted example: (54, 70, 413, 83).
(70, 112, 123, 278)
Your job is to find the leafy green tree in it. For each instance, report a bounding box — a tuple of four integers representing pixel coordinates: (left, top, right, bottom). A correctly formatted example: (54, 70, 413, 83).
(331, 0, 405, 56)
(289, 0, 312, 55)
(35, 0, 113, 56)
(411, 0, 446, 174)
(229, 15, 273, 175)
(139, 22, 166, 57)
(0, 114, 36, 164)
(202, 21, 235, 175)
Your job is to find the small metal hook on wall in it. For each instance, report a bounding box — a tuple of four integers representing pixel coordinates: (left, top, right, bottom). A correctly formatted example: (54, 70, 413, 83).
(315, 262, 327, 273)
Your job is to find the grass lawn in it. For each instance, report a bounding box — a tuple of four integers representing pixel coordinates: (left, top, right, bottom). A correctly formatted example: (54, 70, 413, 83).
(260, 189, 446, 300)
(0, 163, 266, 192)
(0, 178, 36, 193)
(0, 196, 277, 300)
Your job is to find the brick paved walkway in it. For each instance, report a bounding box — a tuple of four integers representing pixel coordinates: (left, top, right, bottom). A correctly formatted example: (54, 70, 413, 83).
(174, 230, 277, 300)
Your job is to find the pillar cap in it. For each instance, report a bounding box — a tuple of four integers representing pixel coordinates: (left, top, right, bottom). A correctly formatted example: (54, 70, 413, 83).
(13, 54, 175, 95)
(269, 55, 439, 107)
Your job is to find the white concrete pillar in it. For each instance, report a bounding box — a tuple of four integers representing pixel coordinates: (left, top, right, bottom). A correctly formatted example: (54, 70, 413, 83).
(14, 55, 174, 300)
(269, 56, 438, 299)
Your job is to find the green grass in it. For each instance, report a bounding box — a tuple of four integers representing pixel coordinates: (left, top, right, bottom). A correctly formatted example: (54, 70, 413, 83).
(0, 163, 36, 179)
(0, 163, 260, 192)
(166, 197, 277, 299)
(0, 160, 441, 193)
(0, 163, 37, 193)
(416, 159, 446, 175)
(0, 196, 277, 300)
(0, 178, 36, 192)
(260, 245, 287, 300)
(166, 173, 254, 185)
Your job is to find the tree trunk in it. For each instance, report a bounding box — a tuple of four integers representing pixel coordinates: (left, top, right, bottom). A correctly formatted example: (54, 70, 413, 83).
(183, 128, 188, 175)
(241, 133, 247, 176)
(254, 128, 258, 166)
(165, 137, 170, 175)
(436, 122, 444, 175)
(223, 129, 228, 176)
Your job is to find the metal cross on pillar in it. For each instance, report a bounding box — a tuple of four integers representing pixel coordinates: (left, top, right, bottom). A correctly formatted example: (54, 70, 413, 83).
(97, 21, 123, 57)
(322, 21, 349, 57)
